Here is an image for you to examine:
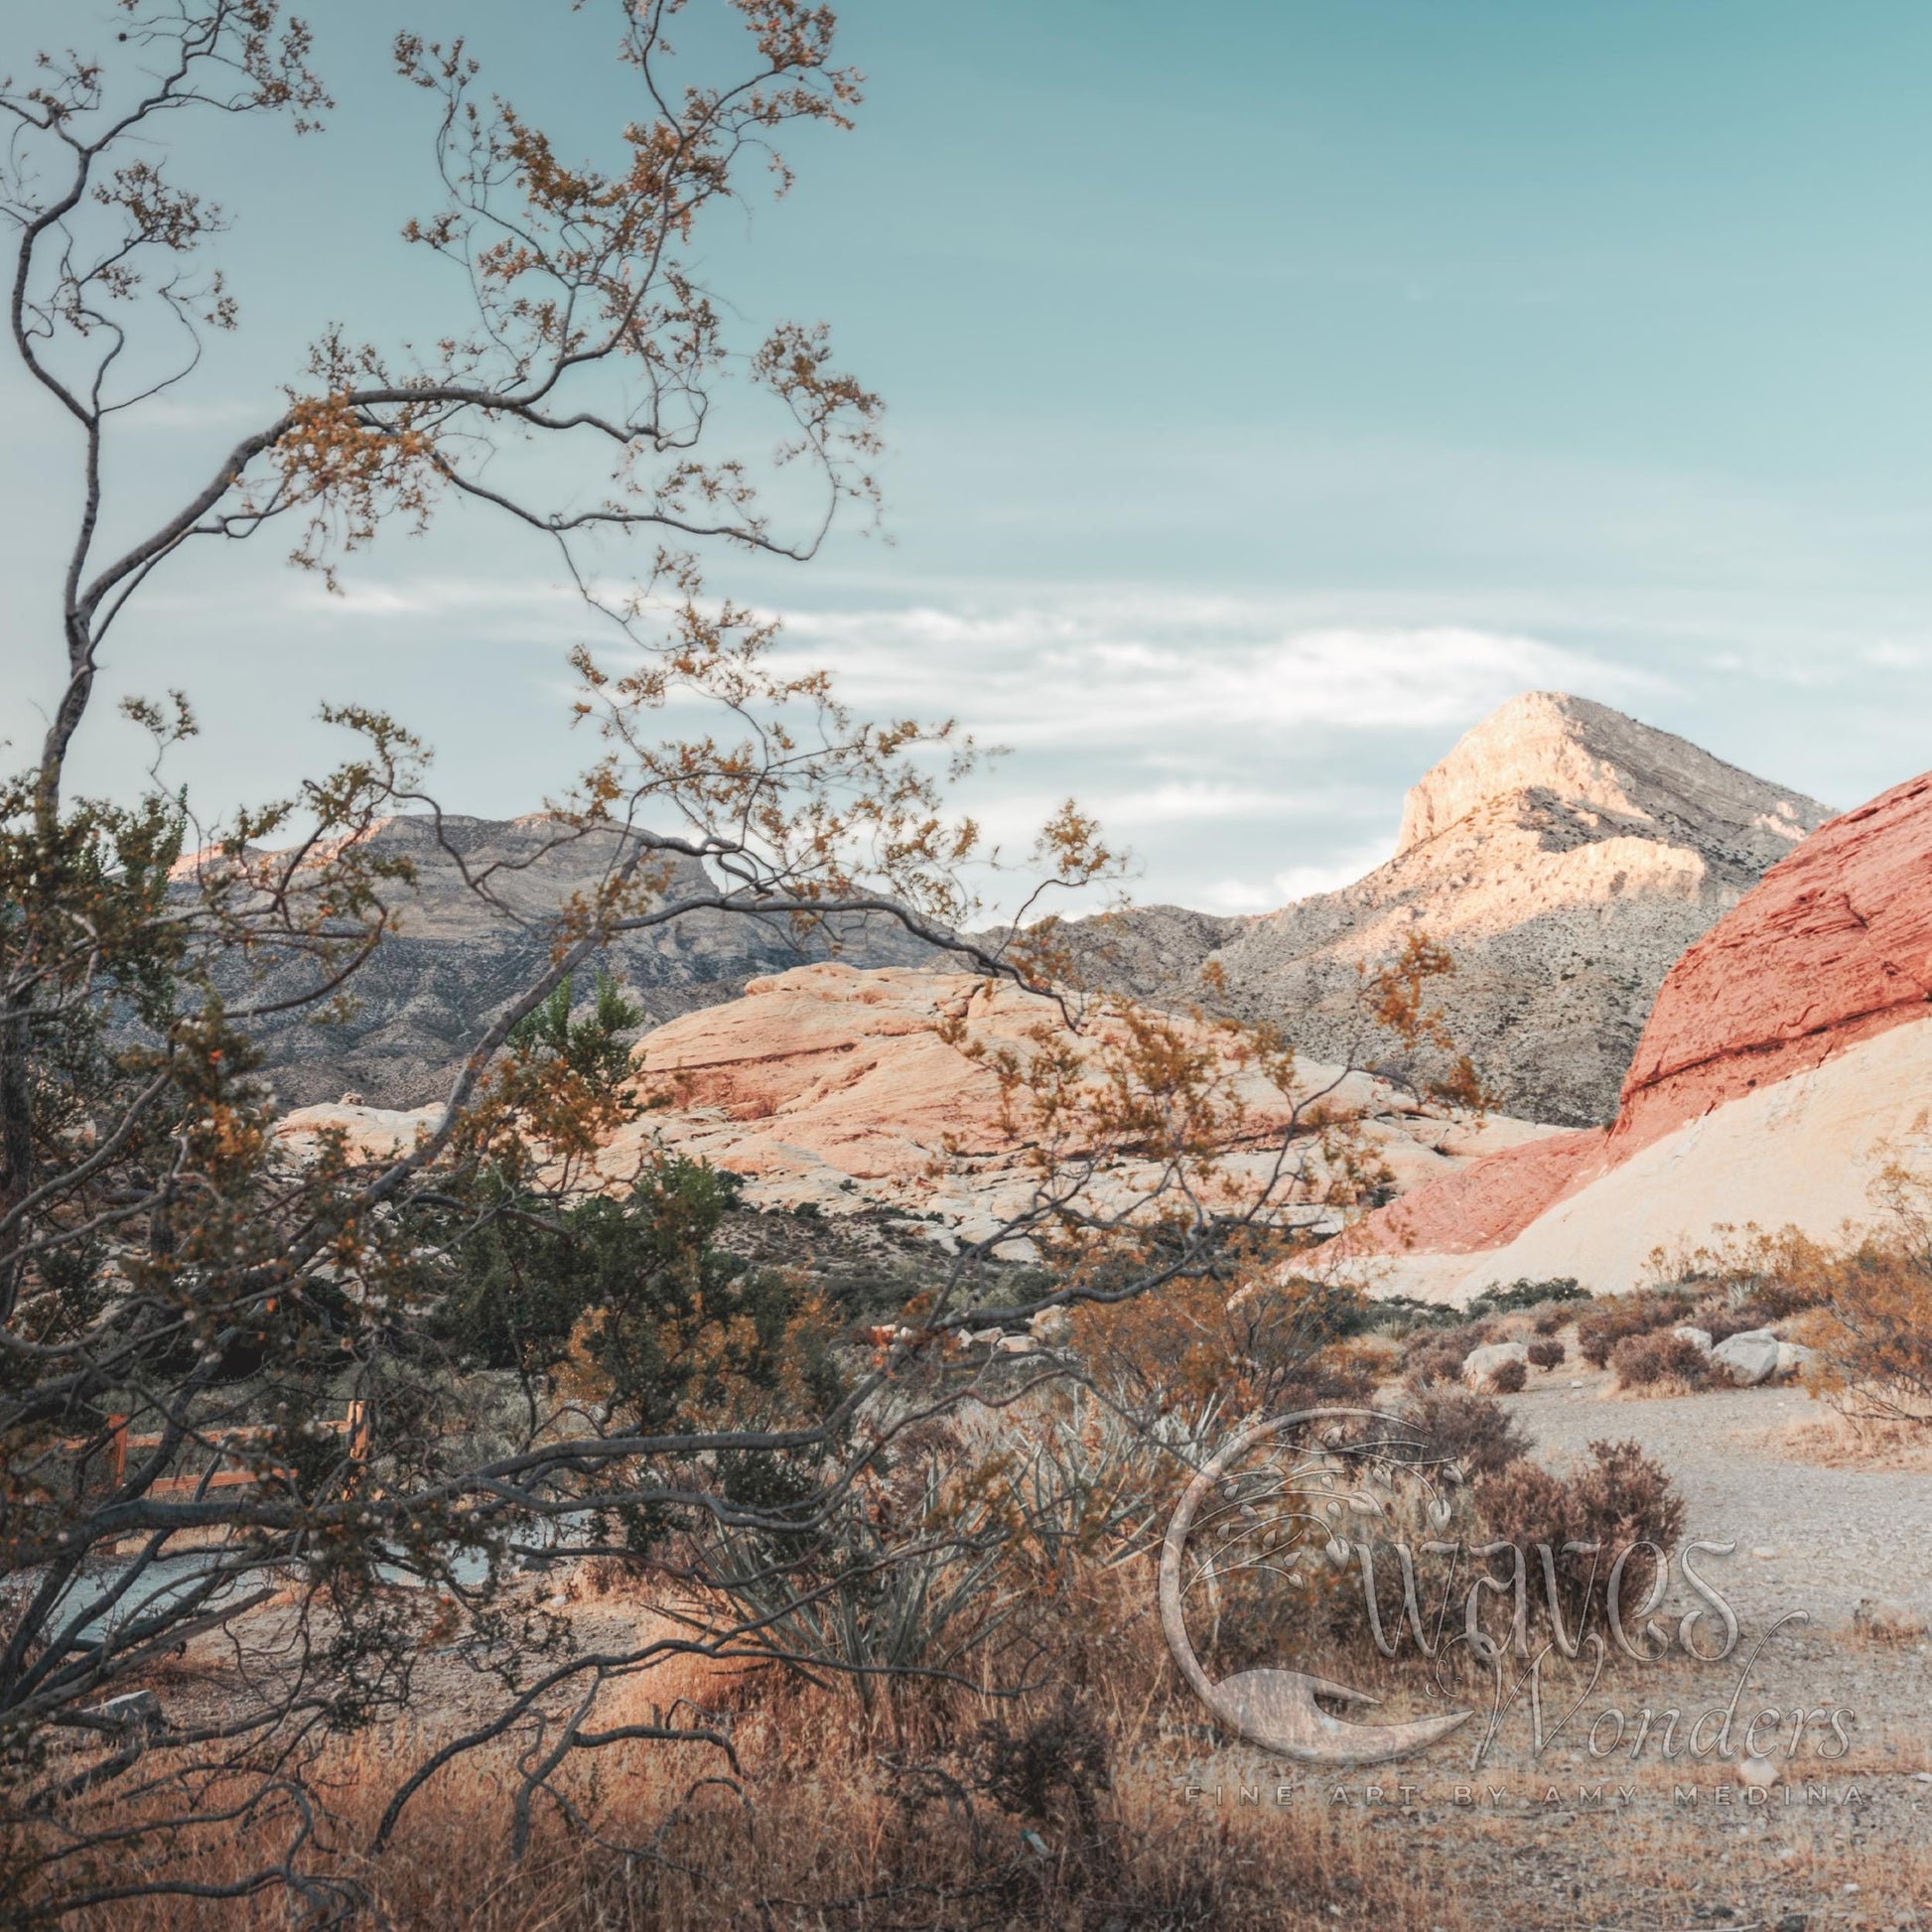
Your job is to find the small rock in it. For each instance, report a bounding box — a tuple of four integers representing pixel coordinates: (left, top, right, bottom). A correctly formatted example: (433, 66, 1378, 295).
(1774, 1915, 1808, 1932)
(1712, 1328, 1781, 1386)
(87, 1690, 162, 1735)
(1461, 1340, 1530, 1391)
(1852, 1598, 1929, 1643)
(1775, 1339, 1814, 1378)
(1738, 1752, 1781, 1790)
(1751, 1545, 1779, 1560)
(1028, 1307, 1072, 1344)
(1673, 1325, 1715, 1353)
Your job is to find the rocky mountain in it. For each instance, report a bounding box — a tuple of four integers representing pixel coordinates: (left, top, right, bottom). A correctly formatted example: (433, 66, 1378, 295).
(234, 697, 1830, 1128)
(219, 815, 936, 1110)
(1062, 693, 1832, 1126)
(1348, 763, 1932, 1300)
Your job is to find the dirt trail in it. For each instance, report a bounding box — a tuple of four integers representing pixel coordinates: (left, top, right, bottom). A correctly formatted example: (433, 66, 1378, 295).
(1506, 1376, 1932, 1630)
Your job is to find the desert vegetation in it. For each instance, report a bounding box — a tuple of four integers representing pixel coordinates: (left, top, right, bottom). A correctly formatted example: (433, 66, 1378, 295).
(6, 5, 1932, 1928)
(0, 4, 1501, 1921)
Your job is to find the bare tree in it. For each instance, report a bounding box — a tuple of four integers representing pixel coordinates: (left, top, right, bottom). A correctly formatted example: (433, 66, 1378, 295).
(0, 5, 1471, 1919)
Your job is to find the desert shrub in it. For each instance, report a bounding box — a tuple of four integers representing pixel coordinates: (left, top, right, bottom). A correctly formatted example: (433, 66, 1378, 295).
(1071, 1272, 1376, 1417)
(1378, 1387, 1529, 1479)
(1525, 1338, 1565, 1370)
(1353, 1292, 1462, 1338)
(1692, 1297, 1773, 1343)
(1802, 1241, 1932, 1424)
(1475, 1440, 1685, 1641)
(974, 1690, 1112, 1839)
(1651, 1225, 1839, 1315)
(1487, 1357, 1527, 1394)
(1401, 1317, 1497, 1388)
(1465, 1277, 1588, 1319)
(1610, 1329, 1720, 1391)
(1575, 1288, 1694, 1368)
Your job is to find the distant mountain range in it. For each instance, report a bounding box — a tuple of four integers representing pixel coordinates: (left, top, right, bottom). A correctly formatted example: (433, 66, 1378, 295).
(219, 815, 931, 1110)
(1063, 692, 1832, 1124)
(232, 693, 1832, 1127)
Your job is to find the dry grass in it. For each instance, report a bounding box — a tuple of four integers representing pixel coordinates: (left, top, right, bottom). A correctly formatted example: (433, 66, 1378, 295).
(1740, 1407, 1932, 1471)
(38, 1570, 1453, 1932)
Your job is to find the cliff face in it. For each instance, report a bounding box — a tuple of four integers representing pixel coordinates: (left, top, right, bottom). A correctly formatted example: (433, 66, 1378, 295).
(1072, 693, 1831, 1126)
(1614, 767, 1932, 1144)
(208, 815, 937, 1109)
(1348, 764, 1932, 1299)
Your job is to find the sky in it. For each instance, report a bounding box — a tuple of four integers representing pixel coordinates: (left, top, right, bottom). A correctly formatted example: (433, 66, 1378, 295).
(7, 0, 1932, 913)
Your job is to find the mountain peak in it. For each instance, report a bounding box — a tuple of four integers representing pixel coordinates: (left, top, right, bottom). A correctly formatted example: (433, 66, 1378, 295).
(1394, 690, 1829, 867)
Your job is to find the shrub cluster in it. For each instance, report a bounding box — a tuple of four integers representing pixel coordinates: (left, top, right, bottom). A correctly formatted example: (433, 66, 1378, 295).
(1525, 1338, 1565, 1370)
(1610, 1329, 1723, 1391)
(1575, 1289, 1695, 1368)
(1464, 1277, 1588, 1320)
(1475, 1440, 1685, 1639)
(1378, 1387, 1529, 1479)
(1400, 1318, 1496, 1388)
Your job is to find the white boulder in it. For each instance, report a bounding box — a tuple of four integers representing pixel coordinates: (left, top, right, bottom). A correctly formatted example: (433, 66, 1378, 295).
(1712, 1328, 1782, 1387)
(1673, 1325, 1715, 1354)
(1461, 1340, 1530, 1391)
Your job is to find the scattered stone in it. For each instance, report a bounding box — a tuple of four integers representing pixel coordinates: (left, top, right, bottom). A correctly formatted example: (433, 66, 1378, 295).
(87, 1690, 162, 1735)
(1461, 1340, 1531, 1391)
(1852, 1598, 1930, 1643)
(1712, 1329, 1782, 1387)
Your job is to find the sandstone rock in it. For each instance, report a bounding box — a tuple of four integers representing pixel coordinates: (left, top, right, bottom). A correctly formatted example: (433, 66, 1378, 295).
(1460, 1340, 1530, 1391)
(1711, 1329, 1782, 1387)
(1615, 767, 1932, 1147)
(1673, 1326, 1715, 1354)
(277, 963, 1553, 1248)
(580, 962, 1552, 1236)
(1346, 760, 1932, 1302)
(1776, 1340, 1814, 1379)
(1060, 693, 1827, 1126)
(1355, 1017, 1932, 1303)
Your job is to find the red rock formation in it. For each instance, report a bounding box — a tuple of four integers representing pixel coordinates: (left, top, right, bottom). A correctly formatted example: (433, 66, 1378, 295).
(1351, 766, 1932, 1260)
(1612, 768, 1932, 1147)
(1351, 1127, 1607, 1258)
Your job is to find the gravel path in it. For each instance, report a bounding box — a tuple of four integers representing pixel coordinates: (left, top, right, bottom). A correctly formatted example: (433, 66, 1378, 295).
(1504, 1376, 1932, 1630)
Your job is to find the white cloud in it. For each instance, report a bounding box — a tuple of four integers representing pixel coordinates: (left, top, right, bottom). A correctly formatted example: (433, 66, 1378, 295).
(761, 598, 1660, 751)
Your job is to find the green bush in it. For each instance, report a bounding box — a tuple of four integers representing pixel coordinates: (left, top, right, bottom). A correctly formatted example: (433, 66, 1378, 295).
(436, 1159, 841, 1432)
(1465, 1277, 1588, 1319)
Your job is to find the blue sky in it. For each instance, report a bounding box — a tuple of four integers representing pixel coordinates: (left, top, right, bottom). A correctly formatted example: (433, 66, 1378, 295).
(7, 0, 1932, 911)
